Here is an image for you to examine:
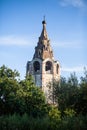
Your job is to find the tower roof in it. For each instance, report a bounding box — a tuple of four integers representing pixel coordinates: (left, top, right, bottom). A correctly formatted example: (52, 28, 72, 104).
(33, 19, 54, 60)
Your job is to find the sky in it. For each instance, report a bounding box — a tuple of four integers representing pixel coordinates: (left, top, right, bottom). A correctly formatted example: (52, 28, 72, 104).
(0, 0, 87, 79)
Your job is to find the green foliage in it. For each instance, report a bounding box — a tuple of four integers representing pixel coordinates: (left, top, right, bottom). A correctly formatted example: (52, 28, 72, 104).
(74, 68, 87, 115)
(0, 65, 20, 115)
(0, 65, 87, 129)
(0, 65, 48, 117)
(48, 107, 61, 130)
(0, 114, 49, 130)
(0, 65, 19, 79)
(49, 71, 87, 115)
(0, 113, 87, 130)
(18, 75, 48, 117)
(64, 108, 76, 117)
(49, 107, 61, 121)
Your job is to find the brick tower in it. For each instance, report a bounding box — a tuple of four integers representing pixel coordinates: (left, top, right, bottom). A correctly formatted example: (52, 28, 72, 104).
(26, 19, 60, 102)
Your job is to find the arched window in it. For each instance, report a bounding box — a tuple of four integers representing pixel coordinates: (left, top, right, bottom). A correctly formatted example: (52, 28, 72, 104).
(56, 64, 59, 74)
(45, 61, 52, 73)
(33, 61, 40, 72)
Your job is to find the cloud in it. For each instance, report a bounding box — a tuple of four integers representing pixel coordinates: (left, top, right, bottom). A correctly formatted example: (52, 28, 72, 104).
(61, 65, 87, 72)
(0, 35, 32, 46)
(60, 0, 85, 8)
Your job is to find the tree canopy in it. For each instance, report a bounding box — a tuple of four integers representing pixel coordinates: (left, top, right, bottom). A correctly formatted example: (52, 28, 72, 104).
(0, 65, 48, 117)
(0, 65, 87, 117)
(48, 70, 87, 115)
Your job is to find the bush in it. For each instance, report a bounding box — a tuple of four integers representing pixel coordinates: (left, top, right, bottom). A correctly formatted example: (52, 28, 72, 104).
(0, 114, 49, 130)
(0, 113, 87, 130)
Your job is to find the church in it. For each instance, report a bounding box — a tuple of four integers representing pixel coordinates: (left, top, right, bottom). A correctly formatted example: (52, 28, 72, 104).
(26, 18, 60, 102)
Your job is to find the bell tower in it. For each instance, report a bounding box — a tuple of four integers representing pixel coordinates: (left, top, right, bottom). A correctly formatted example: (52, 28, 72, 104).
(26, 19, 60, 101)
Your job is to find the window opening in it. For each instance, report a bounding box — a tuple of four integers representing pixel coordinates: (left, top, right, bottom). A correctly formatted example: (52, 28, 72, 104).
(33, 61, 40, 72)
(45, 61, 52, 73)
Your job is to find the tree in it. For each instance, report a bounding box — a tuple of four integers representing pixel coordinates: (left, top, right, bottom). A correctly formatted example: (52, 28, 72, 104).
(19, 75, 48, 117)
(74, 68, 87, 115)
(66, 73, 79, 110)
(0, 65, 19, 79)
(0, 65, 48, 117)
(0, 65, 20, 115)
(48, 73, 79, 114)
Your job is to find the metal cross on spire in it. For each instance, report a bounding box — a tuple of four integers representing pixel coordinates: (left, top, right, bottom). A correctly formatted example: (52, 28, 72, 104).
(42, 15, 46, 24)
(44, 15, 45, 21)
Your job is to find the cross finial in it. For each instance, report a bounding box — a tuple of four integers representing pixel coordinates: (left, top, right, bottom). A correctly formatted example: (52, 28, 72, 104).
(42, 15, 46, 24)
(44, 15, 45, 21)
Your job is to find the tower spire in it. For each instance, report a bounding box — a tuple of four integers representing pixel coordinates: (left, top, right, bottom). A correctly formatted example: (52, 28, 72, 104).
(39, 17, 48, 41)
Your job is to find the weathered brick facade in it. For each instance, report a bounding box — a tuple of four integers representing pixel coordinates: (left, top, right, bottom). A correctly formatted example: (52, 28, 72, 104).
(26, 19, 60, 102)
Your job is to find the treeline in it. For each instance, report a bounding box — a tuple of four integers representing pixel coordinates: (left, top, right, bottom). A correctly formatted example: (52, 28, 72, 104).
(0, 65, 87, 130)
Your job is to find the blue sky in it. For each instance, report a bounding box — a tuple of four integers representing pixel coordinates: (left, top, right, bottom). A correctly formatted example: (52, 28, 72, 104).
(0, 0, 87, 79)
